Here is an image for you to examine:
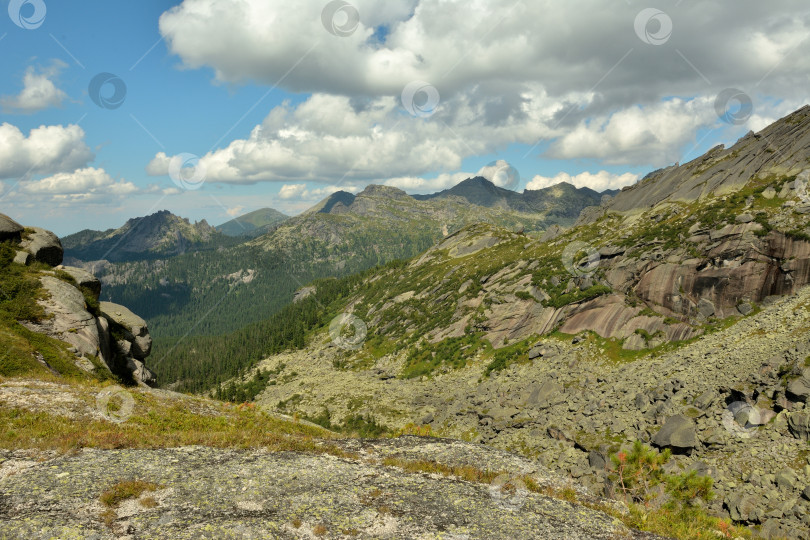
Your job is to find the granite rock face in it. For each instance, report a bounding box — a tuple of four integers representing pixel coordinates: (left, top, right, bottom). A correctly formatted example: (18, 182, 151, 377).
(5, 218, 156, 386)
(19, 226, 63, 266)
(0, 438, 660, 540)
(0, 213, 24, 242)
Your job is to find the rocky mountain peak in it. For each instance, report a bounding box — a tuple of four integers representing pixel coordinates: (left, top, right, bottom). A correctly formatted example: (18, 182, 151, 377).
(588, 104, 810, 218)
(356, 184, 410, 199)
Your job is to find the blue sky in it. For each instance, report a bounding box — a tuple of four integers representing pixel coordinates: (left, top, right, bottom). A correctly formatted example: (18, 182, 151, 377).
(1, 0, 808, 236)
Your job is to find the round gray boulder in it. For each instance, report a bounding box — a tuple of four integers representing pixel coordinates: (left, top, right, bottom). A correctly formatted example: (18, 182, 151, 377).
(20, 227, 63, 266)
(0, 213, 24, 242)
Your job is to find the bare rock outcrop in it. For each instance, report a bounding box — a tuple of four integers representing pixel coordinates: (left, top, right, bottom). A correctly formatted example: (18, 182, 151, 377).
(0, 438, 659, 540)
(7, 218, 156, 386)
(0, 213, 23, 242)
(19, 227, 63, 266)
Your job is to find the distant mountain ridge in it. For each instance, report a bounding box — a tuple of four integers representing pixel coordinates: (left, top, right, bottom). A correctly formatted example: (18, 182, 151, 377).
(414, 176, 616, 217)
(62, 210, 227, 262)
(216, 208, 289, 237)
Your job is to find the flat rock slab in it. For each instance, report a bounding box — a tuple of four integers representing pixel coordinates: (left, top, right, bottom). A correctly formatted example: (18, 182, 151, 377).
(0, 442, 657, 539)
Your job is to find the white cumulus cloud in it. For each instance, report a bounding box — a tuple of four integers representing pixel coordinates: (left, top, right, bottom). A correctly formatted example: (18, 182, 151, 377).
(0, 123, 94, 179)
(1, 61, 69, 114)
(18, 167, 139, 202)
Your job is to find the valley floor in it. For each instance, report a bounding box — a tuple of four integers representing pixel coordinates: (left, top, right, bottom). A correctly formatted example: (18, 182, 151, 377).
(253, 285, 810, 539)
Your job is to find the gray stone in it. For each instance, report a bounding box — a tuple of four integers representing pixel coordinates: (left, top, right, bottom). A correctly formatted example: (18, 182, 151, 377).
(12, 251, 30, 265)
(697, 298, 716, 318)
(19, 227, 63, 266)
(0, 213, 24, 242)
(736, 213, 755, 223)
(100, 302, 152, 360)
(527, 381, 565, 409)
(652, 414, 699, 451)
(693, 389, 716, 410)
(587, 451, 607, 471)
(776, 469, 797, 491)
(725, 492, 762, 522)
(787, 369, 810, 402)
(55, 265, 101, 301)
(634, 393, 650, 410)
(762, 186, 777, 200)
(788, 411, 810, 441)
(803, 485, 810, 501)
(737, 302, 754, 316)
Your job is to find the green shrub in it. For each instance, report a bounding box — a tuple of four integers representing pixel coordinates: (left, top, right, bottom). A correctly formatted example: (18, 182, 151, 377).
(610, 441, 714, 506)
(610, 440, 670, 503)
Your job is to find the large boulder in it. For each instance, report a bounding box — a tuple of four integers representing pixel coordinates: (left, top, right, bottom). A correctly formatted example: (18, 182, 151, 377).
(99, 302, 152, 360)
(25, 276, 104, 365)
(0, 213, 24, 242)
(55, 265, 101, 301)
(786, 368, 810, 402)
(652, 414, 699, 451)
(19, 227, 63, 266)
(725, 492, 765, 523)
(788, 411, 810, 441)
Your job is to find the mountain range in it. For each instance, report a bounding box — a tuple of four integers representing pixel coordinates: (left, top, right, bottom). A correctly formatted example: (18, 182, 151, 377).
(60, 179, 610, 339)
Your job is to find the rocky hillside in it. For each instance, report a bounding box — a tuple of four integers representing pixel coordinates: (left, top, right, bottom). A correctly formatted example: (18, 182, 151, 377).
(62, 210, 227, 263)
(1, 213, 155, 386)
(210, 106, 810, 538)
(215, 207, 289, 237)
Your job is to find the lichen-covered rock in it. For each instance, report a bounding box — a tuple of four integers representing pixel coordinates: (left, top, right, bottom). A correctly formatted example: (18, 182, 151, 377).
(0, 440, 657, 540)
(788, 411, 810, 441)
(651, 414, 699, 451)
(787, 369, 810, 402)
(19, 226, 63, 266)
